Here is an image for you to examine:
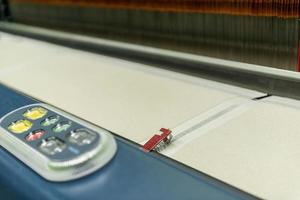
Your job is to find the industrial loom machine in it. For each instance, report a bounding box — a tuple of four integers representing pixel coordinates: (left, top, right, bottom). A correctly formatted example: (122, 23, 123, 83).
(0, 1, 300, 200)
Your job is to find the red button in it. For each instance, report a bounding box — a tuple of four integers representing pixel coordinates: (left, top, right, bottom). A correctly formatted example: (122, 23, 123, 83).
(26, 130, 45, 141)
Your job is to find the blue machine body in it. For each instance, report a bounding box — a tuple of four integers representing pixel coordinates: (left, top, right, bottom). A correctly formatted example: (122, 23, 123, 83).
(0, 84, 256, 200)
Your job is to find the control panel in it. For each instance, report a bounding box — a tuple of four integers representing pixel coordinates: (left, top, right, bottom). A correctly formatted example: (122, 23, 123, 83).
(0, 103, 117, 181)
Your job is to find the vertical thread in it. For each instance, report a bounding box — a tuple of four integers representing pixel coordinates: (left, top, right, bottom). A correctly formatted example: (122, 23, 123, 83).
(298, 43, 300, 72)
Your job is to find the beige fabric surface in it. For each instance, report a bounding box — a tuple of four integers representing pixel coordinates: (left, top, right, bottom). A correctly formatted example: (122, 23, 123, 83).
(0, 32, 60, 69)
(0, 32, 262, 143)
(170, 96, 300, 200)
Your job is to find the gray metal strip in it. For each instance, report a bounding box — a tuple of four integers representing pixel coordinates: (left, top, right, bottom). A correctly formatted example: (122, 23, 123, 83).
(1, 22, 300, 100)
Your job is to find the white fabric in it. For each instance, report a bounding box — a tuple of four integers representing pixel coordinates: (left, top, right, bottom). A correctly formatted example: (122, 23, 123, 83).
(0, 32, 262, 143)
(169, 96, 300, 200)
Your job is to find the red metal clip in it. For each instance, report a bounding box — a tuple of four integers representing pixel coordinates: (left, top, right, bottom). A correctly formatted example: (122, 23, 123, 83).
(142, 128, 172, 152)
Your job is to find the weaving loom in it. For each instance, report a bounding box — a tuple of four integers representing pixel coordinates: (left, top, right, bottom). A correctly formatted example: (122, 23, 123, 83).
(1, 1, 300, 200)
(3, 0, 300, 70)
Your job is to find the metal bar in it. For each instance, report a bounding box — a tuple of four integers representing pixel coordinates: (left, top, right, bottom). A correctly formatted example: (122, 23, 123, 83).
(1, 22, 300, 100)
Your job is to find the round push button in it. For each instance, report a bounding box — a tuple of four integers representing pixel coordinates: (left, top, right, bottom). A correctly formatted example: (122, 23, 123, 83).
(26, 129, 45, 141)
(8, 119, 32, 134)
(23, 107, 47, 120)
(39, 137, 66, 155)
(41, 116, 59, 127)
(52, 121, 71, 133)
(67, 129, 97, 146)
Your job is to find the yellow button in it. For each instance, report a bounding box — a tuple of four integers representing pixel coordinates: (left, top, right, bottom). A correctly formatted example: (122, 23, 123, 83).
(8, 120, 33, 134)
(23, 107, 47, 120)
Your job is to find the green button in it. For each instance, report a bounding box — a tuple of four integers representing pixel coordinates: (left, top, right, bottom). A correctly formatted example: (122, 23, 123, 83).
(41, 116, 60, 127)
(52, 121, 71, 133)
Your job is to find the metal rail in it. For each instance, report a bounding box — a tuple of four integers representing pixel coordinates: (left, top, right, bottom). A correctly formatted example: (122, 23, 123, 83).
(1, 22, 300, 100)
